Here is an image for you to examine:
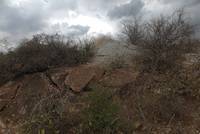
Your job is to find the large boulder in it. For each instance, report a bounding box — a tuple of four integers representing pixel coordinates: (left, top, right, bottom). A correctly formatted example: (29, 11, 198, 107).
(48, 66, 71, 91)
(64, 65, 105, 92)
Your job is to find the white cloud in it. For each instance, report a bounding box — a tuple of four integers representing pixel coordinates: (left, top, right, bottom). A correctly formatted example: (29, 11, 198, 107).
(0, 0, 199, 44)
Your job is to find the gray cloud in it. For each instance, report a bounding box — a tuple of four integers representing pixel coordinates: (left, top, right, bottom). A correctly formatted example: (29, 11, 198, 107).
(160, 0, 200, 7)
(157, 0, 200, 37)
(0, 1, 48, 35)
(0, 0, 6, 7)
(0, 0, 200, 42)
(47, 0, 77, 10)
(107, 0, 144, 19)
(0, 8, 46, 34)
(78, 0, 128, 13)
(49, 23, 90, 37)
(67, 25, 90, 36)
(0, 0, 93, 39)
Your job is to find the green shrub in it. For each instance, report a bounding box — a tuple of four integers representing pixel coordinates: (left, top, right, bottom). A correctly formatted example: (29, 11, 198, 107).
(83, 86, 120, 134)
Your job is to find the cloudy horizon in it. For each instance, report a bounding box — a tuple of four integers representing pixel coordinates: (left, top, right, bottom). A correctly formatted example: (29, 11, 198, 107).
(0, 0, 200, 49)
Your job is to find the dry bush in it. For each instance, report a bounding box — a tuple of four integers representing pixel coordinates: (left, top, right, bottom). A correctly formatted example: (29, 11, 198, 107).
(118, 71, 195, 125)
(122, 9, 196, 72)
(0, 34, 95, 85)
(108, 54, 127, 70)
(20, 91, 83, 134)
(145, 94, 187, 124)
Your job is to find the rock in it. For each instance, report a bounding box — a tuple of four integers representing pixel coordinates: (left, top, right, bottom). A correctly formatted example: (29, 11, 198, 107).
(0, 73, 61, 132)
(18, 106, 26, 115)
(13, 64, 23, 71)
(64, 65, 104, 92)
(0, 119, 6, 129)
(0, 82, 21, 112)
(48, 66, 71, 91)
(133, 121, 143, 130)
(100, 68, 138, 88)
(48, 64, 105, 93)
(0, 64, 105, 132)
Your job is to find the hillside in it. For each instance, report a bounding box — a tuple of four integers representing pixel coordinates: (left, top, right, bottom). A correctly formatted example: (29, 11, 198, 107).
(0, 10, 200, 134)
(0, 37, 200, 133)
(0, 58, 200, 133)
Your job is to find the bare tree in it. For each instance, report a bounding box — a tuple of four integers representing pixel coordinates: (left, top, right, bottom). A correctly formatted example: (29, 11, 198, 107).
(122, 9, 196, 72)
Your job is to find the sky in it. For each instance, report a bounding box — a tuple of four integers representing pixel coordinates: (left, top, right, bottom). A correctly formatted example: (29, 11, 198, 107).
(0, 0, 200, 49)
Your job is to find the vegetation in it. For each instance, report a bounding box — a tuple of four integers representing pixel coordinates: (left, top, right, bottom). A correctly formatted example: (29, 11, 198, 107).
(1, 9, 200, 134)
(108, 54, 127, 70)
(0, 34, 94, 85)
(20, 90, 83, 134)
(122, 9, 196, 72)
(83, 85, 120, 134)
(21, 85, 123, 134)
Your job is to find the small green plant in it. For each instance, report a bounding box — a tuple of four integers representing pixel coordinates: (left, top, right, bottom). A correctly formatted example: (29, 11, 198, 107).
(83, 85, 120, 134)
(21, 113, 59, 134)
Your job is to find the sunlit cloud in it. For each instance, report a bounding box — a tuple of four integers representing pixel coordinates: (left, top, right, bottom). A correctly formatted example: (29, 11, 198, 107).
(0, 0, 199, 46)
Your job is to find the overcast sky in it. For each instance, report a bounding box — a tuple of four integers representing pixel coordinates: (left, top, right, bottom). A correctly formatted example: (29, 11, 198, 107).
(0, 0, 200, 48)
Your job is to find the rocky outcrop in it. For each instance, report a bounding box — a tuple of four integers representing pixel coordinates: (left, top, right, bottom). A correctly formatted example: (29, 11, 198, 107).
(0, 71, 68, 133)
(64, 65, 105, 92)
(47, 64, 105, 93)
(100, 68, 138, 88)
(0, 64, 139, 133)
(94, 40, 136, 65)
